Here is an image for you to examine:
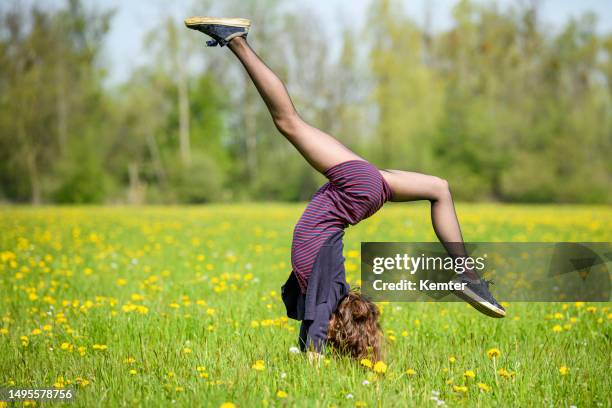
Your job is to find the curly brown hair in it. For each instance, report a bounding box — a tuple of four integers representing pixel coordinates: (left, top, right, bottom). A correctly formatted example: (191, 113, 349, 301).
(327, 289, 383, 361)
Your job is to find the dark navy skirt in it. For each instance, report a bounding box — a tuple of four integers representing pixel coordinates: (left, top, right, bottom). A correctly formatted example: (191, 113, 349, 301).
(281, 230, 350, 351)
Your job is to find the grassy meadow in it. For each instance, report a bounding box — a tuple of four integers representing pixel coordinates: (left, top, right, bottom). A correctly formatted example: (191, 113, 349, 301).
(0, 204, 610, 407)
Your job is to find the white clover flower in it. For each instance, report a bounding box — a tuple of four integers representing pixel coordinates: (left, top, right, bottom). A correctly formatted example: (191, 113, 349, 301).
(362, 380, 370, 386)
(346, 394, 354, 399)
(289, 346, 300, 354)
(280, 372, 287, 379)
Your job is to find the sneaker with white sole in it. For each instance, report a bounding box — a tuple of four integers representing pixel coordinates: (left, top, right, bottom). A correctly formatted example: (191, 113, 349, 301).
(184, 17, 251, 47)
(451, 274, 506, 318)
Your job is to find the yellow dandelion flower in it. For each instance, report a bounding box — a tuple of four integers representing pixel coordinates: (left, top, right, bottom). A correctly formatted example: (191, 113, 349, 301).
(373, 361, 387, 374)
(586, 306, 597, 313)
(405, 368, 416, 376)
(497, 368, 515, 378)
(559, 366, 569, 376)
(453, 385, 468, 393)
(448, 356, 456, 363)
(0, 328, 8, 335)
(360, 358, 372, 368)
(136, 305, 148, 314)
(487, 348, 501, 359)
(552, 324, 563, 332)
(129, 369, 137, 375)
(574, 302, 584, 308)
(477, 382, 491, 392)
(276, 390, 288, 398)
(43, 325, 52, 331)
(252, 360, 265, 371)
(175, 386, 184, 392)
(196, 366, 206, 372)
(219, 403, 236, 408)
(31, 328, 42, 335)
(53, 380, 64, 389)
(463, 370, 476, 379)
(182, 347, 192, 354)
(116, 278, 127, 286)
(355, 401, 367, 407)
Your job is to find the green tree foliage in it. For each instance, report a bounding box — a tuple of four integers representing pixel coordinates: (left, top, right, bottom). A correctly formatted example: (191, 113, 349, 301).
(0, 0, 112, 203)
(0, 0, 609, 204)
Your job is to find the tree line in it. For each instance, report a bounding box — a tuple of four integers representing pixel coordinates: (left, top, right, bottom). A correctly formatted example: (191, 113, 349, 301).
(0, 0, 610, 204)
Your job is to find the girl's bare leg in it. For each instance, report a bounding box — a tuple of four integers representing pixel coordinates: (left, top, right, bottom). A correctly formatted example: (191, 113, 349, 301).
(227, 37, 362, 173)
(380, 169, 480, 280)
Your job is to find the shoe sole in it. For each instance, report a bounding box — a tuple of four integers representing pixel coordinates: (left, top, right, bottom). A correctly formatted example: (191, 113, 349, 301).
(453, 286, 506, 318)
(184, 17, 251, 28)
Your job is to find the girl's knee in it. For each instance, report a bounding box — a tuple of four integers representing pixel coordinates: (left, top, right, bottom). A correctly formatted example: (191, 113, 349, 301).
(431, 177, 451, 199)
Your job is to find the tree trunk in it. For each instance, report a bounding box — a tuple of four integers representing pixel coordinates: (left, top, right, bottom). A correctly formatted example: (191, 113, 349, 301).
(127, 162, 145, 204)
(146, 132, 167, 189)
(243, 71, 257, 185)
(379, 73, 392, 164)
(177, 63, 191, 166)
(56, 64, 68, 155)
(26, 148, 41, 205)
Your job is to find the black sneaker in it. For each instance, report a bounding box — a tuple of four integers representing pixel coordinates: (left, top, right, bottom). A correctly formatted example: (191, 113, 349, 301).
(184, 17, 251, 47)
(451, 274, 506, 318)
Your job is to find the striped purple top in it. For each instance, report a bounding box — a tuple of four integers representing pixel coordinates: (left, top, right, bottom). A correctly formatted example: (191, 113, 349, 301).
(291, 160, 393, 293)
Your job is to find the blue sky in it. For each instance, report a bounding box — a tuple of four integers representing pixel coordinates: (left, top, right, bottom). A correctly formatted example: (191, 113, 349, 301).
(51, 0, 612, 85)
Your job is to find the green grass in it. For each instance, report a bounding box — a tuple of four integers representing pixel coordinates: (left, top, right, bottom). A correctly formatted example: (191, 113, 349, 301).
(0, 204, 610, 407)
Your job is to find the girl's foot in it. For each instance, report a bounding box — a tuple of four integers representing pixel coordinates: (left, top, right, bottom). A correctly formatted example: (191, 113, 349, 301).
(184, 17, 251, 47)
(451, 274, 506, 318)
